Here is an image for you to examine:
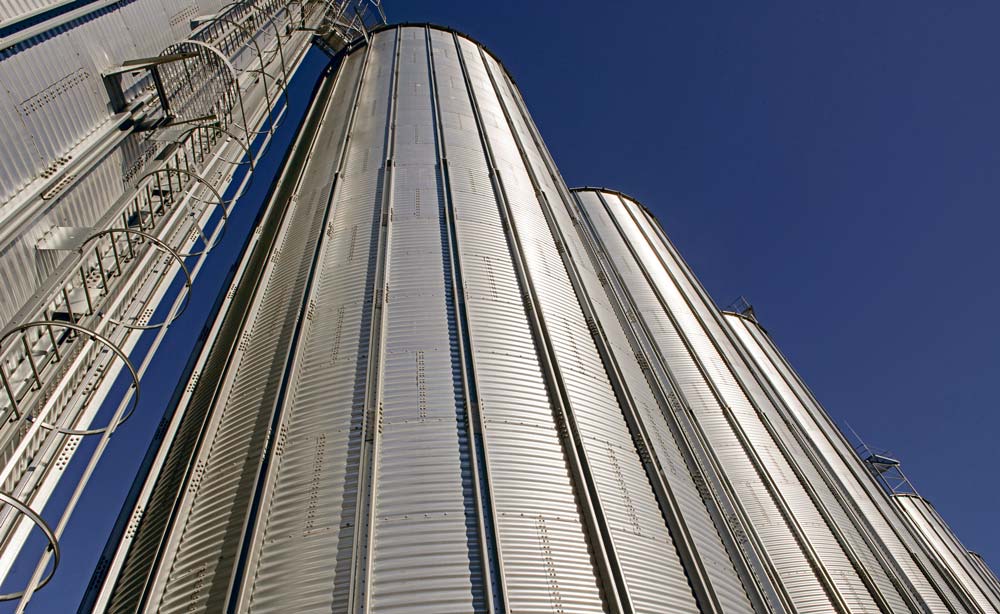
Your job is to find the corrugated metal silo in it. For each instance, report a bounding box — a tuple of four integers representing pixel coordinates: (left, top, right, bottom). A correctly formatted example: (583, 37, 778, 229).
(96, 24, 772, 614)
(894, 493, 1000, 613)
(724, 308, 981, 613)
(573, 187, 926, 613)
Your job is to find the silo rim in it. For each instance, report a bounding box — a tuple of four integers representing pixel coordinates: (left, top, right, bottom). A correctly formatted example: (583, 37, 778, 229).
(570, 186, 660, 224)
(343, 22, 521, 87)
(720, 309, 769, 333)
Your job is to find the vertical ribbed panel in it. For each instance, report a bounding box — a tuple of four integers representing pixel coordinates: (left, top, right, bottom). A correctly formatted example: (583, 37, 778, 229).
(896, 494, 1000, 613)
(621, 192, 908, 612)
(577, 190, 844, 613)
(572, 191, 759, 613)
(429, 28, 607, 613)
(241, 33, 397, 613)
(619, 196, 914, 612)
(726, 312, 957, 613)
(369, 26, 484, 613)
(969, 552, 1000, 603)
(464, 44, 704, 613)
(145, 51, 365, 614)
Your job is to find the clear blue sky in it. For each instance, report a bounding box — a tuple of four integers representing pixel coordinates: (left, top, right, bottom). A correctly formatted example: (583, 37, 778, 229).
(392, 0, 1000, 571)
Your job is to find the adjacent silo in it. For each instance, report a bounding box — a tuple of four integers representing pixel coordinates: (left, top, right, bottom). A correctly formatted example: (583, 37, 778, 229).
(573, 187, 926, 613)
(724, 309, 981, 613)
(894, 493, 1000, 613)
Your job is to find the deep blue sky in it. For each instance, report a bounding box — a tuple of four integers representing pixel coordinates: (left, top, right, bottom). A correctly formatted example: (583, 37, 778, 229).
(393, 1, 1000, 570)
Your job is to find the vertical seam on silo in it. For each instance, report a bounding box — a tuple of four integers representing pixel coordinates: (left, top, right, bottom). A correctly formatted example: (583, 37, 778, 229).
(576, 190, 789, 614)
(618, 199, 912, 614)
(743, 314, 965, 613)
(348, 26, 401, 614)
(732, 315, 933, 614)
(218, 46, 375, 614)
(593, 191, 852, 613)
(476, 46, 721, 614)
(425, 25, 508, 614)
(450, 31, 632, 614)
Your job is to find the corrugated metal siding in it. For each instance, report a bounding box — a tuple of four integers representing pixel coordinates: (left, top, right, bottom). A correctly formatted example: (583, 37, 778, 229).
(0, 0, 240, 206)
(430, 28, 607, 612)
(241, 33, 396, 612)
(145, 50, 366, 614)
(572, 190, 758, 613)
(896, 494, 1000, 613)
(577, 189, 843, 613)
(0, 147, 125, 327)
(969, 552, 1000, 603)
(1, 0, 72, 23)
(726, 312, 956, 613)
(369, 26, 485, 613)
(466, 45, 705, 613)
(618, 192, 903, 613)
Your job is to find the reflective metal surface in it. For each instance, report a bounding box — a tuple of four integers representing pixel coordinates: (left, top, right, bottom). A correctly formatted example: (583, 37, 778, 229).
(82, 20, 997, 614)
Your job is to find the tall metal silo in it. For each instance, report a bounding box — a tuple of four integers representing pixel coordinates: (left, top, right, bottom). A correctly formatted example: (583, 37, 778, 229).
(723, 308, 982, 613)
(894, 493, 1000, 612)
(92, 24, 770, 614)
(572, 187, 937, 613)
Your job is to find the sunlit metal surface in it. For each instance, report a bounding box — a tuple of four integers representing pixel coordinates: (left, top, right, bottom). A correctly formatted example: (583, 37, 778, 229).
(0, 0, 384, 608)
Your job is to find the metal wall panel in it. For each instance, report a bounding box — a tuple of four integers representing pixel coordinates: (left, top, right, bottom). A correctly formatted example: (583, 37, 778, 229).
(577, 189, 851, 613)
(896, 494, 1000, 613)
(620, 192, 914, 612)
(464, 44, 707, 613)
(1, 0, 66, 23)
(368, 26, 485, 613)
(725, 311, 967, 613)
(969, 552, 1000, 603)
(430, 27, 607, 612)
(240, 31, 397, 612)
(571, 190, 762, 613)
(139, 49, 366, 614)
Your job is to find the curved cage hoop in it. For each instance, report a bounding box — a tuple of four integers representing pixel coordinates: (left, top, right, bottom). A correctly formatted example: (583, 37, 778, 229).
(78, 229, 193, 331)
(165, 39, 256, 145)
(136, 167, 230, 257)
(157, 41, 241, 129)
(0, 322, 140, 436)
(170, 122, 256, 171)
(200, 15, 284, 136)
(0, 492, 59, 601)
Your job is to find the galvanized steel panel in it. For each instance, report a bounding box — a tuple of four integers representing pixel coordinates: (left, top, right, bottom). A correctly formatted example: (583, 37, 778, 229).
(577, 189, 841, 613)
(145, 50, 366, 614)
(897, 494, 1000, 613)
(242, 33, 395, 612)
(463, 42, 702, 614)
(430, 27, 607, 612)
(726, 312, 958, 613)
